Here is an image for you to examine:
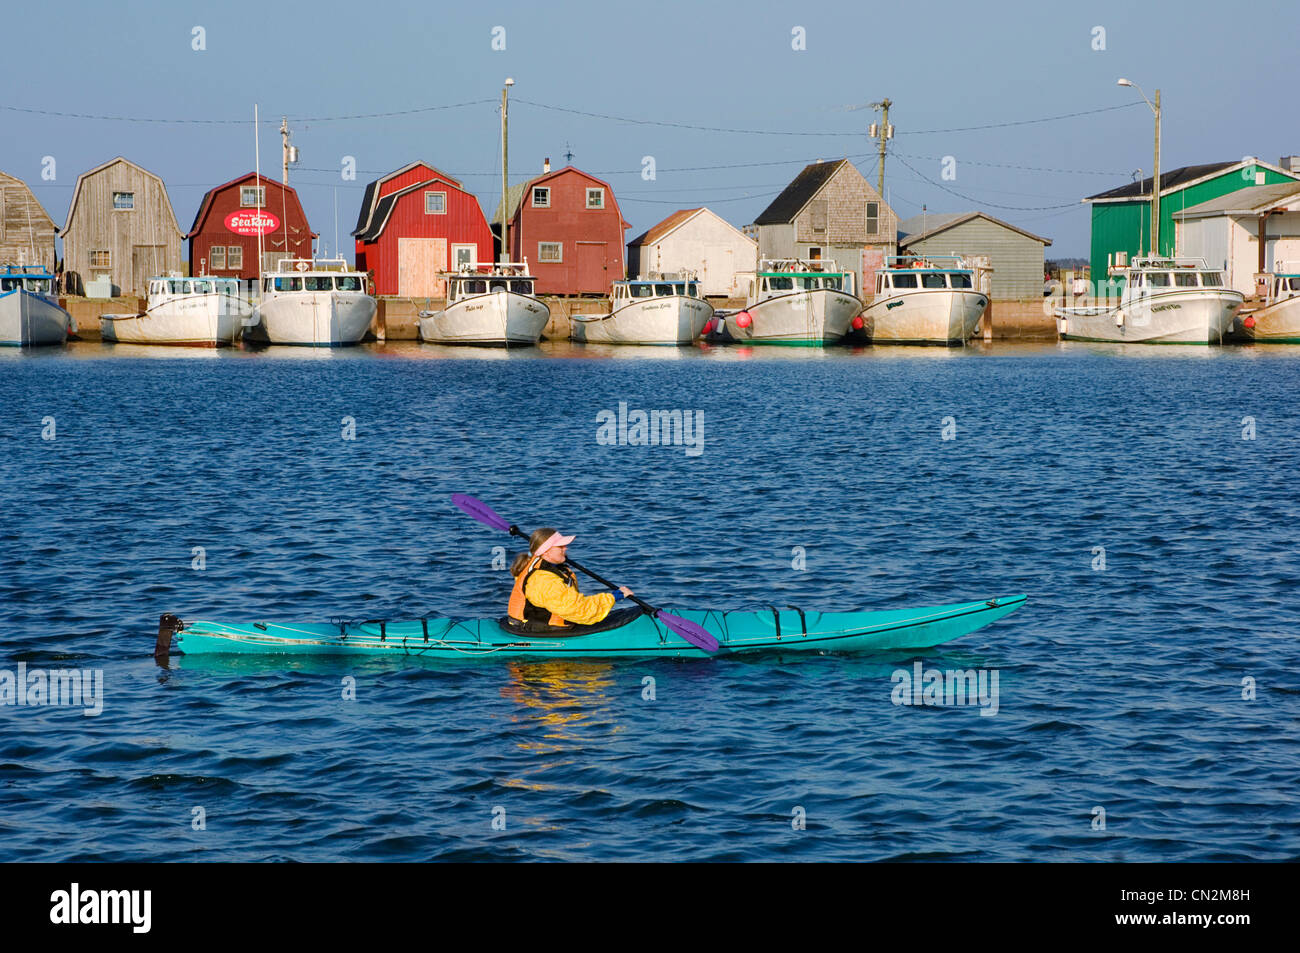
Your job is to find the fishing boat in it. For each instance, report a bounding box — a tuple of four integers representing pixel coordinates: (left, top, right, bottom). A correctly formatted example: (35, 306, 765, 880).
(855, 255, 988, 345)
(101, 275, 252, 346)
(160, 595, 1026, 660)
(571, 276, 713, 345)
(1231, 263, 1300, 343)
(722, 259, 863, 346)
(418, 261, 549, 346)
(0, 265, 72, 346)
(1055, 256, 1243, 344)
(252, 258, 376, 346)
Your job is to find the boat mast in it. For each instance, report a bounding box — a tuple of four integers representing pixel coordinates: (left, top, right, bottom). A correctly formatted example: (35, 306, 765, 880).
(255, 104, 263, 296)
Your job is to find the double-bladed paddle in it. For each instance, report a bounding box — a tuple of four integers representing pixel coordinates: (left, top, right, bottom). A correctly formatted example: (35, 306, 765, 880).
(451, 493, 720, 653)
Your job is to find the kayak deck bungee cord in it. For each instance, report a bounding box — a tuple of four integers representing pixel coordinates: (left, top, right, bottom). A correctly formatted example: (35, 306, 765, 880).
(156, 596, 1027, 660)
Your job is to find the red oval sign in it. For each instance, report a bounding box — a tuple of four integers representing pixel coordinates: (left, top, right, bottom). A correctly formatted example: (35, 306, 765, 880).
(224, 210, 280, 235)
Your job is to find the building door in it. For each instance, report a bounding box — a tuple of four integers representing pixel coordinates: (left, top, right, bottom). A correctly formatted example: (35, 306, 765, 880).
(399, 237, 446, 298)
(576, 241, 608, 294)
(131, 245, 166, 297)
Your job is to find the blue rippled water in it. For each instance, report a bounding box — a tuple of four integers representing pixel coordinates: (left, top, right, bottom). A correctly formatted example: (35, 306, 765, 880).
(1, 340, 1298, 861)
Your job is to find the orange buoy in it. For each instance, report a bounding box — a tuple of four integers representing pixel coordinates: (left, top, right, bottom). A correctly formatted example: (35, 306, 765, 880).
(851, 315, 865, 330)
(735, 311, 753, 329)
(1244, 315, 1257, 329)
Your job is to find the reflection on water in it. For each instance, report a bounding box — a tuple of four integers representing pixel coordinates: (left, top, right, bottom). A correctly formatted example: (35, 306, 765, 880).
(499, 660, 619, 754)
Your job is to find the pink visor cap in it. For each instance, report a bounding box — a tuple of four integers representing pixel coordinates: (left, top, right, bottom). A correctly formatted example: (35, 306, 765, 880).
(536, 532, 576, 556)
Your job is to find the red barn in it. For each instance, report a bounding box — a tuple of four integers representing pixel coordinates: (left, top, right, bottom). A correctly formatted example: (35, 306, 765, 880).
(187, 173, 315, 278)
(494, 164, 630, 295)
(352, 161, 492, 297)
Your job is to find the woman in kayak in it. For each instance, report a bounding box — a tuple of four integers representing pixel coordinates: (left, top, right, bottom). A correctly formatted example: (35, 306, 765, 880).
(508, 527, 633, 630)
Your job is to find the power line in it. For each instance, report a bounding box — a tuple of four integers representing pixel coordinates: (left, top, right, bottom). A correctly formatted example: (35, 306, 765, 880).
(889, 154, 1079, 212)
(900, 102, 1143, 134)
(891, 151, 1127, 176)
(0, 99, 494, 124)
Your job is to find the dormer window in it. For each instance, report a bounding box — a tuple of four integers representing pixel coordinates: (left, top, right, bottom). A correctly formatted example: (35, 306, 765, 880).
(240, 186, 265, 208)
(532, 187, 550, 208)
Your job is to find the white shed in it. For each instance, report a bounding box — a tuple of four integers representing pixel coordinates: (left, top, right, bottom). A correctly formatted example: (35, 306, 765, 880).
(1174, 183, 1300, 294)
(627, 207, 757, 298)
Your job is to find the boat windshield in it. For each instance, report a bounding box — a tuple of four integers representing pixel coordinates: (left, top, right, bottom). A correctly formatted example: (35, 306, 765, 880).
(272, 276, 303, 291)
(191, 279, 213, 293)
(950, 272, 973, 289)
(336, 275, 363, 291)
(1174, 272, 1199, 287)
(890, 273, 918, 289)
(462, 279, 487, 295)
(304, 276, 333, 291)
(628, 283, 653, 298)
(169, 280, 191, 294)
(766, 276, 794, 291)
(1145, 272, 1171, 287)
(489, 279, 509, 292)
(1200, 272, 1224, 287)
(656, 284, 674, 296)
(2, 276, 51, 292)
(921, 272, 947, 289)
(688, 282, 699, 296)
(510, 280, 533, 294)
(1286, 277, 1300, 291)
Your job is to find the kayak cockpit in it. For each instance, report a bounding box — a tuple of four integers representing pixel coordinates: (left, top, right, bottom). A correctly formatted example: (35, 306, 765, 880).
(497, 605, 645, 638)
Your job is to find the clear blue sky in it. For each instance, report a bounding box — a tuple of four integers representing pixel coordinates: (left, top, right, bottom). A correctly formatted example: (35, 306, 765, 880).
(3, 0, 1297, 261)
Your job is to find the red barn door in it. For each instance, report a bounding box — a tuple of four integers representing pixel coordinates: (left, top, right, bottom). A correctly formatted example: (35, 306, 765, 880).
(576, 241, 608, 294)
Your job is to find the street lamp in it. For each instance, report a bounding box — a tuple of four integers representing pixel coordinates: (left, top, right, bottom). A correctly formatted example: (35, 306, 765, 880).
(1118, 78, 1161, 258)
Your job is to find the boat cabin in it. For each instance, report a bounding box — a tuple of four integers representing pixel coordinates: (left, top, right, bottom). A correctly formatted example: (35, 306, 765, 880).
(875, 256, 974, 295)
(1262, 269, 1300, 302)
(261, 259, 368, 295)
(0, 265, 55, 296)
(1117, 258, 1226, 295)
(443, 262, 537, 303)
(147, 276, 244, 299)
(613, 279, 700, 303)
(751, 259, 852, 297)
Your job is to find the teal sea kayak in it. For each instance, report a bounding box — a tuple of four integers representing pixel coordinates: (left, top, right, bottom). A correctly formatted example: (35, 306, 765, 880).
(162, 595, 1026, 660)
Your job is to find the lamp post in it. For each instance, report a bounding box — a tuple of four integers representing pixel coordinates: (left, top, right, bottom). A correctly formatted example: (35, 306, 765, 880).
(501, 78, 514, 264)
(1118, 79, 1161, 258)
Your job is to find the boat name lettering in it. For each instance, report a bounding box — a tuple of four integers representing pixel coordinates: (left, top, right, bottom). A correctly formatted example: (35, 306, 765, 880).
(1150, 303, 1181, 313)
(885, 300, 904, 310)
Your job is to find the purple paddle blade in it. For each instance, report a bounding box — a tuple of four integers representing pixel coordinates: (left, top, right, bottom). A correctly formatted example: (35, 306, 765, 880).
(451, 494, 511, 533)
(657, 611, 720, 653)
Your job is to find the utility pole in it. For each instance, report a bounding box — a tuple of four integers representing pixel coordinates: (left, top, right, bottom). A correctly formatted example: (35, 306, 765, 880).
(502, 78, 514, 263)
(1151, 89, 1161, 258)
(279, 117, 298, 185)
(869, 99, 893, 198)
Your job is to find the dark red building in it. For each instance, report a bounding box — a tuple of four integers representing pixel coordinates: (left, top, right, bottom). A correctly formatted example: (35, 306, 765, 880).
(352, 161, 493, 297)
(187, 173, 315, 278)
(496, 164, 630, 295)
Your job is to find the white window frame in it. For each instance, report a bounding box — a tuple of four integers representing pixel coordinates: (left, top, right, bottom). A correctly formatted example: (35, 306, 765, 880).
(210, 245, 226, 270)
(451, 243, 476, 269)
(241, 186, 265, 208)
(538, 241, 563, 263)
(586, 187, 605, 210)
(424, 191, 447, 215)
(227, 245, 243, 270)
(112, 191, 134, 211)
(532, 187, 550, 208)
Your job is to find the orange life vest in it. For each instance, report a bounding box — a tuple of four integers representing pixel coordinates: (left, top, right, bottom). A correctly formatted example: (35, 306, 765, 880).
(507, 554, 578, 627)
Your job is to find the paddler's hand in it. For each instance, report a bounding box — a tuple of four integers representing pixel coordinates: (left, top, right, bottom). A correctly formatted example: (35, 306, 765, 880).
(619, 586, 633, 598)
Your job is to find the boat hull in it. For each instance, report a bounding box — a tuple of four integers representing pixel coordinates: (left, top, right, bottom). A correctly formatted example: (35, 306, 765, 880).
(1232, 296, 1300, 343)
(571, 296, 712, 345)
(1056, 290, 1242, 344)
(0, 291, 70, 346)
(171, 595, 1026, 660)
(725, 289, 862, 346)
(419, 291, 549, 346)
(255, 293, 376, 346)
(860, 290, 987, 345)
(102, 296, 248, 346)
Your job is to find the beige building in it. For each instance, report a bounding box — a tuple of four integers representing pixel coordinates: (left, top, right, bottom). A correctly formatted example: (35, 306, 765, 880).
(0, 170, 57, 271)
(750, 158, 898, 295)
(61, 157, 183, 296)
(627, 207, 757, 297)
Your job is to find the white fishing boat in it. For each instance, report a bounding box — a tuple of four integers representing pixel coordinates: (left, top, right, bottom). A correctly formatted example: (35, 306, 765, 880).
(101, 275, 252, 347)
(0, 265, 72, 346)
(1231, 263, 1300, 343)
(253, 259, 376, 347)
(418, 262, 549, 347)
(858, 256, 988, 345)
(722, 259, 862, 346)
(1055, 256, 1242, 344)
(571, 276, 712, 345)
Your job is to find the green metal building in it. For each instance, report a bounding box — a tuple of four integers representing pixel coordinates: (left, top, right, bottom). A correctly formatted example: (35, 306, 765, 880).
(1085, 158, 1300, 282)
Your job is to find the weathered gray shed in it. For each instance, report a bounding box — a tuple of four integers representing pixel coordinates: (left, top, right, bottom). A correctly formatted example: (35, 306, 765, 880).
(0, 170, 56, 271)
(897, 212, 1051, 299)
(61, 157, 183, 296)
